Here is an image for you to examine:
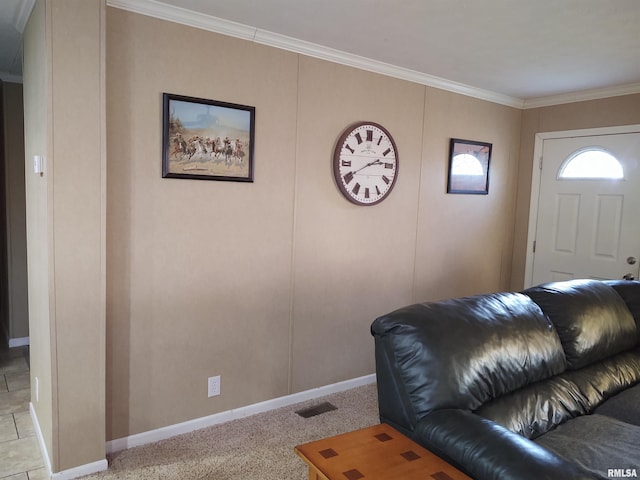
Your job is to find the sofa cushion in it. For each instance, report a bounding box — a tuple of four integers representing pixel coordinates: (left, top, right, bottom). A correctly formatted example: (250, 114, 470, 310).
(524, 279, 637, 370)
(414, 409, 591, 480)
(562, 349, 640, 409)
(474, 376, 590, 439)
(534, 414, 640, 479)
(606, 280, 640, 336)
(594, 382, 640, 425)
(476, 349, 640, 439)
(371, 292, 566, 417)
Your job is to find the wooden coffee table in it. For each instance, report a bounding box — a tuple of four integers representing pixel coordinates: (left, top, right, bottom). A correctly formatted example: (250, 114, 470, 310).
(294, 423, 471, 480)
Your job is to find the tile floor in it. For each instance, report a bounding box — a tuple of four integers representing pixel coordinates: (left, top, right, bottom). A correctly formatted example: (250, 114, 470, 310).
(0, 344, 46, 480)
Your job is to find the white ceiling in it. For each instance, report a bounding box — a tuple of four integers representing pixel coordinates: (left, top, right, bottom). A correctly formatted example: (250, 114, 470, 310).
(2, 0, 640, 107)
(0, 0, 34, 83)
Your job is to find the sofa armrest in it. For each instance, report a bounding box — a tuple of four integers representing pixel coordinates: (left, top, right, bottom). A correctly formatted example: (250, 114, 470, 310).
(413, 409, 594, 480)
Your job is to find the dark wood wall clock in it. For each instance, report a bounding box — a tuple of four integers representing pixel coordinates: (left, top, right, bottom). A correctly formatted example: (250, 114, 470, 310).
(333, 122, 399, 206)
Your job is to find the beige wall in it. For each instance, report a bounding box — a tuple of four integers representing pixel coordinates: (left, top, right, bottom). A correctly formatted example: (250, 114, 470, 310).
(23, 0, 54, 462)
(50, 0, 106, 470)
(1, 82, 28, 341)
(106, 8, 522, 439)
(416, 89, 521, 300)
(23, 1, 640, 473)
(24, 0, 106, 472)
(290, 59, 426, 392)
(106, 9, 299, 436)
(511, 94, 640, 289)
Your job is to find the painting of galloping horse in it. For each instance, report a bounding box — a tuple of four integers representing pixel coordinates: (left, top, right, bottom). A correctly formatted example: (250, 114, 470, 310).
(162, 93, 255, 182)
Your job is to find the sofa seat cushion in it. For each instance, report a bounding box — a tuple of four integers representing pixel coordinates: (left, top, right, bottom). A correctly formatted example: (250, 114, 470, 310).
(534, 414, 640, 479)
(524, 280, 638, 370)
(414, 409, 591, 480)
(595, 382, 640, 425)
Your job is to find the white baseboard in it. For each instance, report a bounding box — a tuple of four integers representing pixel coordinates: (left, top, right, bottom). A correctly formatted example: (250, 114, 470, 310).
(107, 373, 376, 454)
(31, 402, 108, 480)
(51, 460, 108, 480)
(9, 336, 30, 348)
(28, 375, 375, 477)
(30, 402, 52, 477)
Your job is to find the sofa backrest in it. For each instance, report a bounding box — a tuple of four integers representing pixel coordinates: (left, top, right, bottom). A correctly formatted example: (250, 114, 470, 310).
(477, 280, 640, 439)
(523, 279, 638, 370)
(605, 279, 640, 340)
(372, 279, 640, 440)
(371, 292, 566, 430)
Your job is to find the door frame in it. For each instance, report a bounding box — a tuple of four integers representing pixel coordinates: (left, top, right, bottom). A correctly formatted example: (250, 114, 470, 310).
(524, 124, 640, 288)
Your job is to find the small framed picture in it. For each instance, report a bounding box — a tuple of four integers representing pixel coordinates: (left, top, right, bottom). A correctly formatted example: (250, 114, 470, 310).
(447, 138, 492, 194)
(162, 93, 255, 182)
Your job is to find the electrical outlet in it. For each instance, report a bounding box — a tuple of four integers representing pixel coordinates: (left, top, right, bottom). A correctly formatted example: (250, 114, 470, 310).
(208, 375, 221, 397)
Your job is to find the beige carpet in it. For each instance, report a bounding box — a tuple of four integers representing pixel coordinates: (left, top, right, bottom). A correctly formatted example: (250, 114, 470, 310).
(82, 384, 379, 480)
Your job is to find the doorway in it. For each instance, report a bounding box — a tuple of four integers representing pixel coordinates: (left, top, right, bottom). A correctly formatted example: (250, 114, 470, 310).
(524, 125, 640, 288)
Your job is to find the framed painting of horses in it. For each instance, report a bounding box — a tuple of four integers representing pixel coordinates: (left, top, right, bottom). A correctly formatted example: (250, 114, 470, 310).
(162, 93, 255, 182)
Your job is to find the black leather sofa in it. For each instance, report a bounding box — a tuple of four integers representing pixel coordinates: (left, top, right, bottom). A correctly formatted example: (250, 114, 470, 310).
(371, 279, 640, 479)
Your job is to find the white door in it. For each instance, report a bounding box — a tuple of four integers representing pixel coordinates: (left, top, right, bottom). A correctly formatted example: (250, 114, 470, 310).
(529, 131, 640, 286)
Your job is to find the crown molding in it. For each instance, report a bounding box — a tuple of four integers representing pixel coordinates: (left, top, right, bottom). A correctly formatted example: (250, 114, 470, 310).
(253, 28, 524, 108)
(107, 0, 640, 110)
(107, 0, 524, 108)
(13, 0, 36, 34)
(522, 82, 640, 109)
(107, 0, 256, 40)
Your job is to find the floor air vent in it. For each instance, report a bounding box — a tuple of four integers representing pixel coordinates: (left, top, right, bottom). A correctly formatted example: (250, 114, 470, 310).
(295, 402, 337, 418)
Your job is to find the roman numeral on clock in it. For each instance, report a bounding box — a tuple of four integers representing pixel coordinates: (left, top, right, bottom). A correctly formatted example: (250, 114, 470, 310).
(382, 148, 391, 157)
(382, 175, 390, 185)
(341, 160, 352, 167)
(355, 133, 363, 144)
(352, 183, 361, 195)
(343, 172, 354, 184)
(366, 130, 373, 142)
(345, 144, 355, 154)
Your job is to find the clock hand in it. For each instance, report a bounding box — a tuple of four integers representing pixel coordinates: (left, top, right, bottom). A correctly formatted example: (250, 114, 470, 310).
(352, 159, 382, 174)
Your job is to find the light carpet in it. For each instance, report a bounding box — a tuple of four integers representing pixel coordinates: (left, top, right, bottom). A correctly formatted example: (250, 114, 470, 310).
(81, 384, 379, 480)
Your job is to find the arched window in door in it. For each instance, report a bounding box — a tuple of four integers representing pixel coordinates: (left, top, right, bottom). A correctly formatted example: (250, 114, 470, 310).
(558, 147, 624, 179)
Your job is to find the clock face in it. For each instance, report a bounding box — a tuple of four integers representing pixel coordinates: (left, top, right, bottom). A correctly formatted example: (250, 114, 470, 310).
(333, 122, 399, 205)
